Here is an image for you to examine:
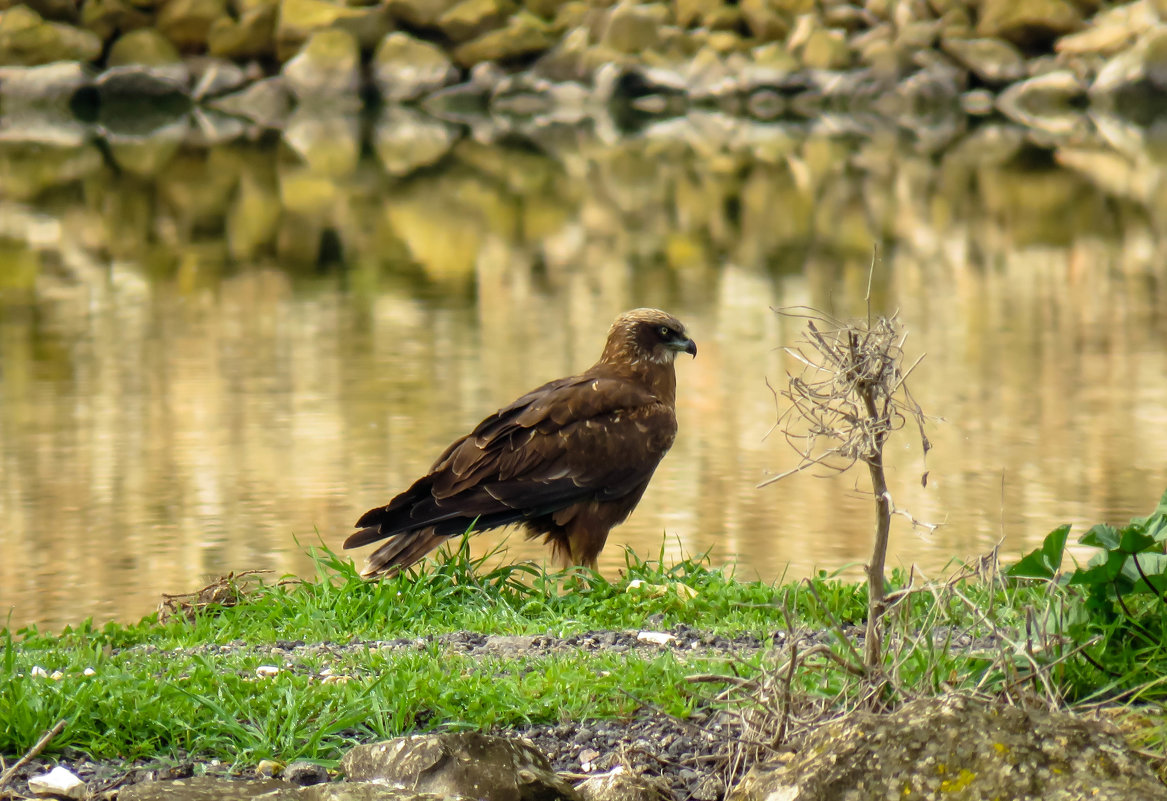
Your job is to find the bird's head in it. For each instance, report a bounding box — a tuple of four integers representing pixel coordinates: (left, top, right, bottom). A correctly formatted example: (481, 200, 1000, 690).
(602, 308, 697, 367)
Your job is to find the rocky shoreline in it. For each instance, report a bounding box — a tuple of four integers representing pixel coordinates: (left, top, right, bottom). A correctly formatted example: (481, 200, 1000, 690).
(2, 0, 1167, 138)
(4, 627, 1165, 800)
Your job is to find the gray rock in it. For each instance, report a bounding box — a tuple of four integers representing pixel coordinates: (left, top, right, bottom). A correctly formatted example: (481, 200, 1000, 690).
(0, 61, 92, 102)
(371, 32, 460, 102)
(728, 694, 1167, 801)
(95, 65, 189, 102)
(341, 732, 581, 801)
(209, 76, 293, 128)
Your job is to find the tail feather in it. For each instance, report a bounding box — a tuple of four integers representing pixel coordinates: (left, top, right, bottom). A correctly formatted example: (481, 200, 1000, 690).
(360, 527, 451, 578)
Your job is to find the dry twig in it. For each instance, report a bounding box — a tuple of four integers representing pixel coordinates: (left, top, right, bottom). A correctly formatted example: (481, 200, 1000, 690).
(0, 719, 67, 791)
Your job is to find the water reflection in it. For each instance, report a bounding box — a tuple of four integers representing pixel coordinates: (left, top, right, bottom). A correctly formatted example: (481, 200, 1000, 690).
(2, 110, 1166, 631)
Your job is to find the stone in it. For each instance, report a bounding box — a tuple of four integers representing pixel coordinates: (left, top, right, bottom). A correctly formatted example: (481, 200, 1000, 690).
(976, 0, 1082, 48)
(281, 28, 361, 104)
(0, 61, 92, 101)
(27, 766, 85, 800)
(119, 776, 291, 800)
(0, 0, 79, 23)
(576, 767, 672, 801)
(209, 75, 292, 127)
(1055, 0, 1157, 57)
(341, 732, 581, 801)
(387, 0, 460, 27)
(674, 0, 722, 28)
(371, 32, 459, 101)
(79, 0, 150, 40)
(940, 36, 1026, 84)
(96, 64, 190, 101)
(207, 4, 275, 58)
(729, 695, 1167, 801)
(995, 69, 1084, 134)
(437, 0, 517, 43)
(374, 106, 457, 176)
(602, 3, 670, 54)
(107, 28, 184, 67)
(0, 5, 101, 65)
(451, 11, 553, 67)
(157, 0, 228, 49)
(740, 0, 806, 41)
(799, 27, 851, 70)
(275, 0, 391, 58)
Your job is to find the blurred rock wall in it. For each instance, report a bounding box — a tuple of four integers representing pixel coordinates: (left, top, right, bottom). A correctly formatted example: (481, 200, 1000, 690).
(1, 0, 1167, 131)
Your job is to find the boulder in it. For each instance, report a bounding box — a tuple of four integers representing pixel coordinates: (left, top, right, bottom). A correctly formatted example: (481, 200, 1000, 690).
(209, 75, 292, 126)
(207, 3, 276, 58)
(674, 0, 725, 28)
(729, 695, 1167, 801)
(281, 27, 360, 104)
(96, 63, 190, 100)
(740, 0, 813, 41)
(1055, 0, 1156, 57)
(940, 36, 1026, 84)
(0, 0, 80, 23)
(0, 61, 92, 101)
(975, 0, 1082, 48)
(386, 0, 460, 27)
(275, 0, 391, 59)
(371, 32, 459, 101)
(79, 0, 150, 40)
(452, 11, 553, 67)
(437, 0, 517, 43)
(0, 5, 101, 65)
(601, 3, 670, 54)
(157, 0, 228, 50)
(799, 26, 852, 70)
(341, 732, 581, 801)
(107, 28, 185, 69)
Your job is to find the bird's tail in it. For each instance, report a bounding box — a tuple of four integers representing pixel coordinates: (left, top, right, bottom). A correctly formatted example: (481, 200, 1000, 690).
(357, 526, 450, 579)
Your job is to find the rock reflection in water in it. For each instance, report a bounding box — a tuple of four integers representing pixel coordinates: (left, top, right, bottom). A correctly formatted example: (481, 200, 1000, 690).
(1, 111, 1166, 631)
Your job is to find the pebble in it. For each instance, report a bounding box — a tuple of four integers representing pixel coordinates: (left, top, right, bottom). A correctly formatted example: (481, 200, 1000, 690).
(28, 766, 85, 800)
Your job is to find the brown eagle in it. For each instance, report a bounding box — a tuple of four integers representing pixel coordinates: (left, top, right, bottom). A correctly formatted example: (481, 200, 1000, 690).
(345, 308, 697, 578)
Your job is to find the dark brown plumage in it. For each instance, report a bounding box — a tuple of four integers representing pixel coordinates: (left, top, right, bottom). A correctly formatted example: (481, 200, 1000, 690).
(345, 308, 697, 578)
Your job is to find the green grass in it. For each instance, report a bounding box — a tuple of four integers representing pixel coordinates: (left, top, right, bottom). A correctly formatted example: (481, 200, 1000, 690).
(0, 538, 1125, 770)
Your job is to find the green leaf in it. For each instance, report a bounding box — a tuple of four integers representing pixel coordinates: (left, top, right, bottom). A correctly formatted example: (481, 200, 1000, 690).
(1080, 524, 1119, 550)
(1119, 525, 1157, 555)
(1007, 524, 1070, 579)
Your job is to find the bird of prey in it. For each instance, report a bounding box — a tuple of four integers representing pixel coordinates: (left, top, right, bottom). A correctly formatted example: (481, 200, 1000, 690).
(345, 308, 697, 578)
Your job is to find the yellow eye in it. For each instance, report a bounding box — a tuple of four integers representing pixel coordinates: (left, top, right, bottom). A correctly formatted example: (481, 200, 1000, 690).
(659, 326, 671, 337)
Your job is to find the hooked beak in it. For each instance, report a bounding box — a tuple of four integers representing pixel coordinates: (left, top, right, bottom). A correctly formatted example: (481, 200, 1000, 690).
(668, 337, 697, 358)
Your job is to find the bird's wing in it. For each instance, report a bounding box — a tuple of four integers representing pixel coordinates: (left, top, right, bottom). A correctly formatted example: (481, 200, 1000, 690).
(351, 375, 677, 539)
(433, 375, 676, 501)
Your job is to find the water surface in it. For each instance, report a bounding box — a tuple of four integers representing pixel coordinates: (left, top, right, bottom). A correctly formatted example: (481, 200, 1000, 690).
(2, 111, 1166, 630)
